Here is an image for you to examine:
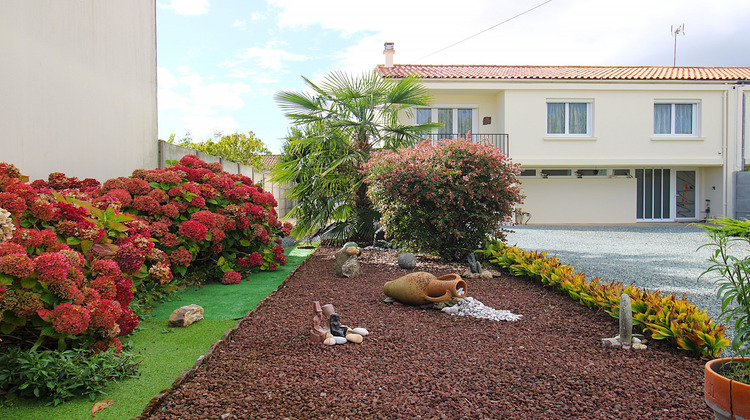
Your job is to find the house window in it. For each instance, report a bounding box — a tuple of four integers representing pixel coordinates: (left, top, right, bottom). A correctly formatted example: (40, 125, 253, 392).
(654, 102, 698, 135)
(416, 107, 477, 137)
(541, 169, 572, 178)
(575, 169, 607, 177)
(613, 169, 631, 177)
(547, 101, 592, 135)
(519, 169, 537, 177)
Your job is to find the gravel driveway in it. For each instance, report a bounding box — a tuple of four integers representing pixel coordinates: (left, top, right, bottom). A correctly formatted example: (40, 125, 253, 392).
(505, 223, 749, 339)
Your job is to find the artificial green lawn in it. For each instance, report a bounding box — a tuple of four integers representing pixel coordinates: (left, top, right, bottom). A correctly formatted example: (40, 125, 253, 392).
(149, 247, 314, 321)
(0, 246, 315, 420)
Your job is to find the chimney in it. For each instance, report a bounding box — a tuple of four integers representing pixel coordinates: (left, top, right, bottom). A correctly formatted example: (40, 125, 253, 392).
(383, 42, 394, 68)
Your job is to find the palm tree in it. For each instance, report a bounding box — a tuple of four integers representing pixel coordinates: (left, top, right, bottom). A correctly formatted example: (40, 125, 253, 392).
(272, 71, 437, 244)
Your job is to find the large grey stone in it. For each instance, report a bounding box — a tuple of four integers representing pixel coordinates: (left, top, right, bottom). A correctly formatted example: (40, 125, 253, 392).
(397, 253, 416, 269)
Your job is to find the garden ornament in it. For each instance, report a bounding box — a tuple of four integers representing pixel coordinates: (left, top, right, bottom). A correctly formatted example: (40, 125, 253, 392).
(467, 253, 482, 274)
(310, 301, 329, 343)
(384, 272, 467, 306)
(329, 313, 349, 337)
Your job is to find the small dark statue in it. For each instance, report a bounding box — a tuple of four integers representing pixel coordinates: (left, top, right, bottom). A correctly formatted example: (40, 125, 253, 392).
(329, 313, 348, 337)
(467, 253, 482, 274)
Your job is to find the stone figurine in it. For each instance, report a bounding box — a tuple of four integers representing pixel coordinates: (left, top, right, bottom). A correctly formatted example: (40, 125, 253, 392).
(310, 301, 329, 343)
(328, 313, 349, 337)
(467, 253, 482, 274)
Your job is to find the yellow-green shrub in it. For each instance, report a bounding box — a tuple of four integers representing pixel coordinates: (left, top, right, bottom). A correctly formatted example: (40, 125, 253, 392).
(484, 241, 729, 357)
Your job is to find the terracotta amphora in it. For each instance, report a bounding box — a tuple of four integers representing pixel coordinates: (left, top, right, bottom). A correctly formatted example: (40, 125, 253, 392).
(384, 272, 467, 306)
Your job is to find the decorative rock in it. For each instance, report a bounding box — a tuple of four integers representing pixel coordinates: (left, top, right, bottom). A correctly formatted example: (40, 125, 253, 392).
(167, 304, 204, 327)
(397, 253, 416, 269)
(341, 257, 362, 278)
(335, 242, 362, 278)
(384, 297, 396, 303)
(479, 270, 493, 279)
(440, 296, 522, 321)
(325, 333, 333, 339)
(352, 327, 369, 336)
(323, 337, 336, 346)
(346, 333, 363, 343)
(333, 336, 348, 345)
(467, 253, 482, 274)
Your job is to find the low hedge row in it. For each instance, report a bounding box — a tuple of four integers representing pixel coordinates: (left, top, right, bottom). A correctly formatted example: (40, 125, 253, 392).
(485, 241, 729, 357)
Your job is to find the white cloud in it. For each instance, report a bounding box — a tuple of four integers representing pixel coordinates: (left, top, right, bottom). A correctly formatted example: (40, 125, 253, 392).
(159, 0, 210, 16)
(231, 19, 247, 30)
(269, 0, 750, 69)
(181, 115, 240, 140)
(233, 46, 307, 72)
(158, 66, 252, 140)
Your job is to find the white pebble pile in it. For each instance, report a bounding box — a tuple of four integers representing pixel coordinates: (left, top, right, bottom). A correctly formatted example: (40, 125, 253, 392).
(441, 296, 522, 321)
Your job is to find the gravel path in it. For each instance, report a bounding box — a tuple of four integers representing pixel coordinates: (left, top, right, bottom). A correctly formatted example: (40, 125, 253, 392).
(506, 223, 749, 339)
(144, 247, 711, 419)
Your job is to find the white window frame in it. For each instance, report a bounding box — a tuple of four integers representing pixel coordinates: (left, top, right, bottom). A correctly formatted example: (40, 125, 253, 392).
(653, 100, 699, 137)
(546, 100, 593, 137)
(415, 105, 479, 136)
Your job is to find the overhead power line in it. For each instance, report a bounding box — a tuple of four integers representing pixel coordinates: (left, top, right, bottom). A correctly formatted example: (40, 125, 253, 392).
(415, 0, 554, 63)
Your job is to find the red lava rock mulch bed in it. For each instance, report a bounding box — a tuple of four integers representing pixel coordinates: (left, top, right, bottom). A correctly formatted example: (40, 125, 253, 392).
(143, 247, 712, 419)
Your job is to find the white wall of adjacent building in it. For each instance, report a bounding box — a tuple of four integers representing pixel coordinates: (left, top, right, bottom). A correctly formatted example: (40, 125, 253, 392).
(0, 0, 158, 182)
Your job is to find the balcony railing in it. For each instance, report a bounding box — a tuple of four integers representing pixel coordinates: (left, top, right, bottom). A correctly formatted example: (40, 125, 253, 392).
(421, 133, 509, 155)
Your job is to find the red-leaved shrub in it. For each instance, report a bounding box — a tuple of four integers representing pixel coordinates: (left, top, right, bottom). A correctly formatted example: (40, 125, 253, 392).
(364, 136, 523, 260)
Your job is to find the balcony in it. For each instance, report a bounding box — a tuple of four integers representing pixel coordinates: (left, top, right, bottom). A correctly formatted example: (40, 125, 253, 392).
(421, 133, 509, 155)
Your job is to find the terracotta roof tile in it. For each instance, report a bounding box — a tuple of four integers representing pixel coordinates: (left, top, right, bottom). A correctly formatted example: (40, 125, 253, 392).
(259, 154, 280, 169)
(376, 64, 750, 81)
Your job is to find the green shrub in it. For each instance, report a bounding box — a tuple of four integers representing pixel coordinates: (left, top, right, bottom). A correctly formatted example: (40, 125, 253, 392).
(0, 347, 139, 406)
(364, 137, 523, 260)
(485, 240, 729, 357)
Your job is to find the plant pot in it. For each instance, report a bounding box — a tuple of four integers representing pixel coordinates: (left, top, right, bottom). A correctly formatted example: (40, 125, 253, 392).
(384, 272, 467, 306)
(705, 357, 750, 420)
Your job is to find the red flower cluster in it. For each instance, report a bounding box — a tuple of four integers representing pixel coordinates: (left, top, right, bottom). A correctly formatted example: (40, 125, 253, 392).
(34, 252, 71, 284)
(178, 220, 208, 241)
(221, 270, 242, 285)
(169, 248, 193, 267)
(48, 303, 90, 336)
(0, 253, 33, 278)
(88, 299, 122, 330)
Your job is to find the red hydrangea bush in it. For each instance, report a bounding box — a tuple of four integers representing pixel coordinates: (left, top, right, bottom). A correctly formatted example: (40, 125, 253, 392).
(0, 155, 291, 352)
(0, 163, 144, 351)
(86, 155, 291, 281)
(364, 136, 523, 261)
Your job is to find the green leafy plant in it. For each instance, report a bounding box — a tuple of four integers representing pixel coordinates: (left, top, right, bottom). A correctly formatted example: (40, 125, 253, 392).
(486, 240, 729, 357)
(699, 218, 750, 384)
(272, 71, 438, 243)
(365, 137, 523, 260)
(167, 131, 272, 169)
(0, 347, 139, 406)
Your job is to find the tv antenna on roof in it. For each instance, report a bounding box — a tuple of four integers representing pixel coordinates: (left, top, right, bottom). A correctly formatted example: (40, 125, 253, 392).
(671, 24, 685, 67)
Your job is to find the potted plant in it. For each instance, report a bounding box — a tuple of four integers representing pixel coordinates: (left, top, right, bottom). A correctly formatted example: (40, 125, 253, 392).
(699, 220, 750, 419)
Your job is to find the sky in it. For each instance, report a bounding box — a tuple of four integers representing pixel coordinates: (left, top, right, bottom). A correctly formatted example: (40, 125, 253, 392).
(156, 0, 750, 154)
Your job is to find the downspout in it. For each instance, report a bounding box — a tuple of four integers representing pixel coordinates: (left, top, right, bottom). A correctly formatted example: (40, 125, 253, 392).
(723, 88, 728, 217)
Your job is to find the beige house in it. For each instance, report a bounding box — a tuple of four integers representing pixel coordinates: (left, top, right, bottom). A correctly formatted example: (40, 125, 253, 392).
(0, 1, 158, 182)
(377, 48, 750, 224)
